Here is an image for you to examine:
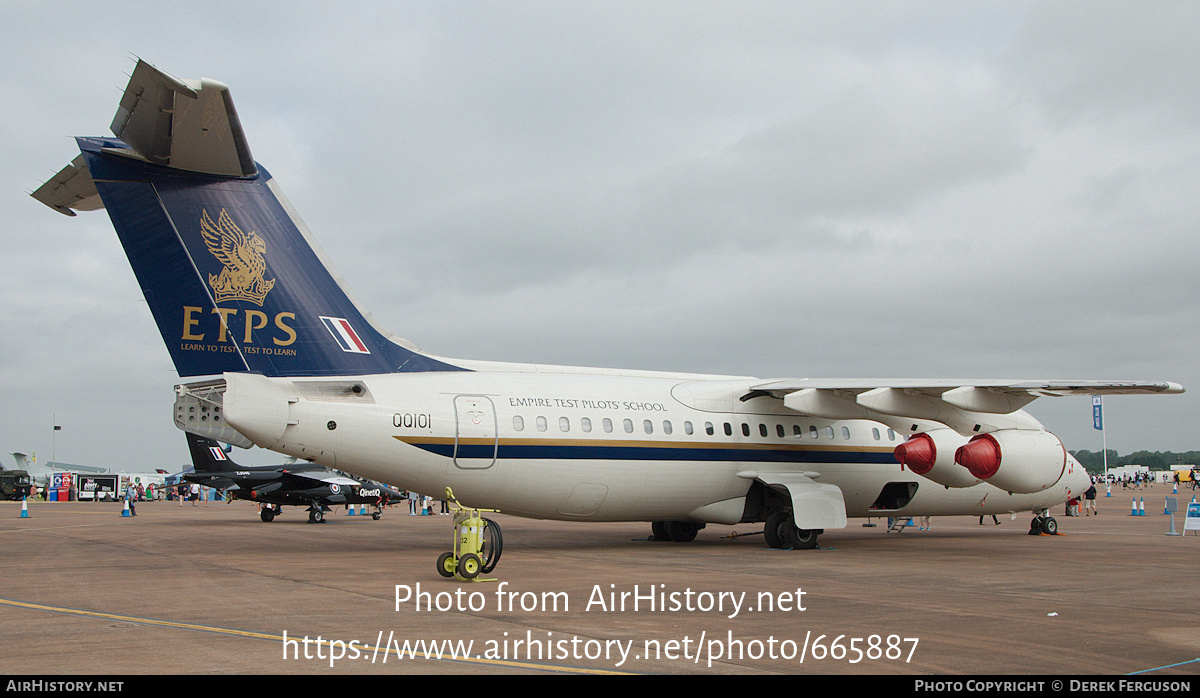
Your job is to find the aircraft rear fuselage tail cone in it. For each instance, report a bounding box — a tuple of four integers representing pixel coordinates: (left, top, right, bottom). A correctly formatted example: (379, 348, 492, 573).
(33, 61, 1182, 547)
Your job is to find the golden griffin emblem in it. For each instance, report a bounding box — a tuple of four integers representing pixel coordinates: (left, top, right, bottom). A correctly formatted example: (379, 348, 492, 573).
(200, 208, 275, 306)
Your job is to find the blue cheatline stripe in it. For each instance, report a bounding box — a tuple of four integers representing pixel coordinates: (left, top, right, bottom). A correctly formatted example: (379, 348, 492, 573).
(398, 437, 898, 465)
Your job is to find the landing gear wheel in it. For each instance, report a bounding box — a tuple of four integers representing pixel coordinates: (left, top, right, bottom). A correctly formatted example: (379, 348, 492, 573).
(651, 521, 668, 541)
(1027, 518, 1056, 539)
(480, 518, 503, 574)
(789, 527, 820, 550)
(458, 553, 481, 580)
(780, 514, 819, 550)
(260, 507, 275, 523)
(764, 511, 789, 549)
(664, 521, 699, 543)
(436, 552, 456, 578)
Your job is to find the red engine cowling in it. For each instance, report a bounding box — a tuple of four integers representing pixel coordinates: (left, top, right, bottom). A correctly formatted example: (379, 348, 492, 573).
(954, 429, 1066, 494)
(893, 430, 982, 489)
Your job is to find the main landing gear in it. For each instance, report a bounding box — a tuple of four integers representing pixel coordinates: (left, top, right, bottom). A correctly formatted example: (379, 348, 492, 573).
(650, 521, 705, 543)
(763, 510, 820, 550)
(307, 504, 330, 524)
(260, 504, 282, 522)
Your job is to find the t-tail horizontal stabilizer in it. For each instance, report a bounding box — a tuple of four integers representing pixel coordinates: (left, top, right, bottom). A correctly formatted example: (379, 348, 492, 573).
(33, 60, 465, 378)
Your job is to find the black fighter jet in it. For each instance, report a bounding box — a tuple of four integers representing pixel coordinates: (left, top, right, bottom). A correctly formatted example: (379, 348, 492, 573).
(184, 433, 405, 523)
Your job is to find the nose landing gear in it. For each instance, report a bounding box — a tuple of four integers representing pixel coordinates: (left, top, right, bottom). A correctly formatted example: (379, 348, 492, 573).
(1029, 511, 1059, 535)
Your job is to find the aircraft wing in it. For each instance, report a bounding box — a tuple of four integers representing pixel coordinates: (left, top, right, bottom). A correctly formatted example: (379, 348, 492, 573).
(748, 379, 1184, 433)
(281, 470, 362, 488)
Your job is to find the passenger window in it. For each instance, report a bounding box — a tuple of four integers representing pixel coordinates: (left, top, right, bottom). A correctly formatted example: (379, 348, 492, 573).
(603, 418, 613, 433)
(581, 417, 592, 433)
(663, 420, 673, 435)
(758, 424, 768, 438)
(776, 424, 785, 438)
(810, 426, 819, 439)
(513, 415, 524, 431)
(643, 419, 653, 434)
(872, 427, 880, 441)
(841, 426, 851, 440)
(685, 421, 694, 435)
(536, 416, 548, 432)
(706, 422, 715, 436)
(742, 423, 751, 437)
(724, 423, 733, 436)
(887, 429, 896, 441)
(623, 419, 634, 434)
(560, 417, 570, 432)
(825, 426, 835, 439)
(793, 425, 803, 438)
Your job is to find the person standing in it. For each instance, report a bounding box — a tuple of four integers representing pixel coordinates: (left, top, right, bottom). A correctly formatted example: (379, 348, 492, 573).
(1084, 483, 1098, 515)
(124, 484, 137, 516)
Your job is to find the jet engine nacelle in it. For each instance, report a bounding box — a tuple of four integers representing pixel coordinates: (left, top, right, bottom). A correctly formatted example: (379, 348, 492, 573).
(892, 429, 982, 489)
(954, 429, 1066, 494)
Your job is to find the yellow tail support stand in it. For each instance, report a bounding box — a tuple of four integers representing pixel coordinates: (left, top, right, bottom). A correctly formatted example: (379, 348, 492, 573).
(436, 487, 503, 582)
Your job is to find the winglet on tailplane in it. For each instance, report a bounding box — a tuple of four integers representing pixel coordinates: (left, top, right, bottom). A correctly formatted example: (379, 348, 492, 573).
(33, 60, 464, 378)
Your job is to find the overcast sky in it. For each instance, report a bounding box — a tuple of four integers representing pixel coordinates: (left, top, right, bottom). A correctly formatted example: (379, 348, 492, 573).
(2, 1, 1197, 473)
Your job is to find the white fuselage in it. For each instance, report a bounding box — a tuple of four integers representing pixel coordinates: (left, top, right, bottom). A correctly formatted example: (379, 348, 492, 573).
(217, 362, 1090, 525)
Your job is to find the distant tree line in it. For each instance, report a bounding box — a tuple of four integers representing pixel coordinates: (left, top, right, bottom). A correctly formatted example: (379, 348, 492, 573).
(1070, 450, 1199, 474)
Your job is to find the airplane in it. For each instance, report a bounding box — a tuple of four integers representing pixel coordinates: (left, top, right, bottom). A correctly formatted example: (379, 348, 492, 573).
(183, 432, 405, 523)
(9, 451, 170, 492)
(32, 60, 1183, 549)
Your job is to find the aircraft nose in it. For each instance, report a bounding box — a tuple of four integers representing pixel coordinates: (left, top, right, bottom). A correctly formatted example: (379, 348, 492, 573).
(1066, 454, 1091, 494)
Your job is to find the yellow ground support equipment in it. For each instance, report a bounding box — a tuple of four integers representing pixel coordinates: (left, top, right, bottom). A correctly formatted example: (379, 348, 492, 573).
(436, 487, 503, 582)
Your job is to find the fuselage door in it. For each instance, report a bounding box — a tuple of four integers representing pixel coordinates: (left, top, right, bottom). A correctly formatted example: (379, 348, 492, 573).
(453, 395, 497, 469)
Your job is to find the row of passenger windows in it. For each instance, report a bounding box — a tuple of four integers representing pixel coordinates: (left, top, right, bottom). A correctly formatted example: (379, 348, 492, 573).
(511, 415, 897, 442)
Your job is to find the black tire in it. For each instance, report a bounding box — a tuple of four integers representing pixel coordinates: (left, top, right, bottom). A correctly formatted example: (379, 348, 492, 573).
(780, 514, 819, 550)
(664, 521, 699, 543)
(1029, 517, 1042, 535)
(791, 528, 819, 550)
(651, 521, 668, 541)
(312, 508, 324, 524)
(764, 511, 789, 549)
(260, 507, 275, 523)
(372, 511, 381, 520)
(1041, 517, 1058, 535)
(436, 552, 456, 578)
(481, 518, 503, 573)
(458, 553, 481, 580)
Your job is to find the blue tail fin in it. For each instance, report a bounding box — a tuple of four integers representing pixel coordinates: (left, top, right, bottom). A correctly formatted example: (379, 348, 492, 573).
(34, 61, 462, 378)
